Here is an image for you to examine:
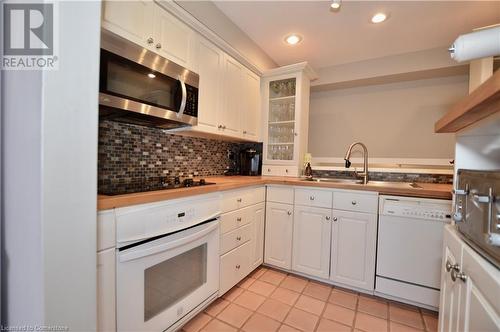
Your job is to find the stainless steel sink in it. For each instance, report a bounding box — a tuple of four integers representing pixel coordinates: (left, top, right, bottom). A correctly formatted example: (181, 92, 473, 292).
(301, 178, 364, 184)
(300, 178, 424, 189)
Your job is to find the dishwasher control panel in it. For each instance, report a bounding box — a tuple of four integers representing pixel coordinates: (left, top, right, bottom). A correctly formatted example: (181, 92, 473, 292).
(380, 195, 452, 222)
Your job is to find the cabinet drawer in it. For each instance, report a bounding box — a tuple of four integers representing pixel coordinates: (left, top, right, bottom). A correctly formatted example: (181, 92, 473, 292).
(220, 223, 252, 255)
(262, 165, 298, 177)
(295, 188, 333, 208)
(333, 191, 378, 214)
(97, 210, 115, 251)
(220, 241, 252, 295)
(221, 186, 265, 213)
(219, 204, 255, 234)
(267, 185, 294, 204)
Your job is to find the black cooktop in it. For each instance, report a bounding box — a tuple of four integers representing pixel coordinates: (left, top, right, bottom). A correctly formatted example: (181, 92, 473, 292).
(99, 177, 215, 196)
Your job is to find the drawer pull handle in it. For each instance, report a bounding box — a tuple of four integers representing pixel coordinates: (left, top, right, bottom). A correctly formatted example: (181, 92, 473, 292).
(237, 198, 242, 203)
(236, 264, 241, 269)
(287, 211, 292, 216)
(236, 236, 242, 241)
(351, 201, 357, 205)
(310, 196, 315, 201)
(237, 217, 242, 222)
(333, 217, 338, 222)
(325, 216, 331, 221)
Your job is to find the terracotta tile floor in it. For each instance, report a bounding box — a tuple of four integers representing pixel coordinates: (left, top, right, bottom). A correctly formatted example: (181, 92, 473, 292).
(182, 266, 439, 332)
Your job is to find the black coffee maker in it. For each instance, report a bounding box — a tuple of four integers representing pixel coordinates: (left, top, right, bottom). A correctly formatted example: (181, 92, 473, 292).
(239, 148, 262, 176)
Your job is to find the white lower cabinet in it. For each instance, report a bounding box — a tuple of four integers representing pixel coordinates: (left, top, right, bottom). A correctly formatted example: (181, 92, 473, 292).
(330, 209, 377, 291)
(439, 226, 464, 332)
(219, 197, 265, 295)
(292, 205, 332, 279)
(264, 202, 294, 269)
(97, 248, 116, 332)
(220, 241, 252, 295)
(439, 225, 500, 332)
(250, 203, 266, 270)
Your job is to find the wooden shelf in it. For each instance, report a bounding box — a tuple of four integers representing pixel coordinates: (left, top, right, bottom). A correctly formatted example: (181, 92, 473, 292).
(435, 70, 500, 133)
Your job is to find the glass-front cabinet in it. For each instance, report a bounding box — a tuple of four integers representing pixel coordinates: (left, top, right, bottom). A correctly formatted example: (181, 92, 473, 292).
(262, 63, 317, 177)
(267, 78, 296, 161)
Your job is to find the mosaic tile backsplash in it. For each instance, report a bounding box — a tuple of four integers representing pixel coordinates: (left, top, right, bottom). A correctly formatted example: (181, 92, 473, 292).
(98, 120, 261, 191)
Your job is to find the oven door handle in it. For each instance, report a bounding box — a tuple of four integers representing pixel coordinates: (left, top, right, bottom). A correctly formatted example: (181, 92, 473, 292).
(119, 220, 218, 263)
(177, 77, 187, 117)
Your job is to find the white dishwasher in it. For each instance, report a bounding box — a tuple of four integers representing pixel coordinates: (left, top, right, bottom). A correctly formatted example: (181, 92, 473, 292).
(375, 195, 452, 310)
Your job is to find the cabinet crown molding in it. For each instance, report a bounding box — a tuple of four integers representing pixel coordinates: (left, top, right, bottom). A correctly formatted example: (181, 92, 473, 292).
(262, 62, 318, 81)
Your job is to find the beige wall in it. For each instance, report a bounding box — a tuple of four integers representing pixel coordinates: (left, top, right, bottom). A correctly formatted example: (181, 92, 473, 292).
(308, 75, 468, 159)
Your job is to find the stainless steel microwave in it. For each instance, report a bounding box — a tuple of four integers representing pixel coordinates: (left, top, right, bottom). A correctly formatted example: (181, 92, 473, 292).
(99, 30, 199, 129)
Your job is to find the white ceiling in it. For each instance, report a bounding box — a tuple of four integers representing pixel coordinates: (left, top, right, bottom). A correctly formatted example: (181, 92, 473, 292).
(214, 1, 500, 70)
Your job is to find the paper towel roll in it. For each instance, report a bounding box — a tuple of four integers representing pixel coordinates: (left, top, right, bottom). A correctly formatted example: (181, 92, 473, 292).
(450, 26, 500, 62)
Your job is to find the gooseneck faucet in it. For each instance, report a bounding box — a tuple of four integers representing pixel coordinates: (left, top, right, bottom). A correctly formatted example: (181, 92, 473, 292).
(344, 142, 369, 184)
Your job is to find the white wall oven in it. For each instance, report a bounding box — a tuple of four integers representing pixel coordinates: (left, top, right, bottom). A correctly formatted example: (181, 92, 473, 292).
(115, 194, 221, 331)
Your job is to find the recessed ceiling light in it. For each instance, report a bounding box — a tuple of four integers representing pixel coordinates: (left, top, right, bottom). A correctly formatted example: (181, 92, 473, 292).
(147, 73, 156, 78)
(284, 34, 302, 46)
(330, 0, 341, 10)
(371, 13, 387, 24)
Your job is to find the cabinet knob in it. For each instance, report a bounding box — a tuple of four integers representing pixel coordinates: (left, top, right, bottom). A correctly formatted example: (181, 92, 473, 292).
(222, 125, 226, 129)
(333, 217, 338, 222)
(285, 169, 289, 173)
(268, 168, 271, 172)
(287, 211, 292, 216)
(155, 43, 162, 49)
(445, 260, 460, 273)
(236, 264, 241, 269)
(236, 236, 242, 241)
(218, 124, 223, 129)
(351, 201, 357, 205)
(147, 37, 154, 44)
(243, 130, 247, 134)
(237, 217, 242, 222)
(326, 216, 331, 221)
(294, 133, 298, 136)
(454, 271, 468, 283)
(237, 198, 242, 203)
(309, 196, 315, 201)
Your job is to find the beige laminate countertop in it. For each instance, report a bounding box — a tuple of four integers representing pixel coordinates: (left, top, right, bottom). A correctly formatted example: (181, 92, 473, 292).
(98, 176, 452, 210)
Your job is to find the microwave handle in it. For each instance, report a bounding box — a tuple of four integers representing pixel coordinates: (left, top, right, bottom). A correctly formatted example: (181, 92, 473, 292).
(178, 77, 187, 117)
(118, 220, 218, 263)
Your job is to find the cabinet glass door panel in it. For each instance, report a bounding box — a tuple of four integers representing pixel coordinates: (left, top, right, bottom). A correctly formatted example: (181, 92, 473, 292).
(267, 78, 296, 161)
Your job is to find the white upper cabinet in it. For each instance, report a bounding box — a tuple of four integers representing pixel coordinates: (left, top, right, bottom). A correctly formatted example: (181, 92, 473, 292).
(102, 1, 194, 70)
(102, 0, 154, 47)
(292, 205, 332, 279)
(220, 56, 243, 136)
(153, 7, 193, 68)
(194, 37, 223, 134)
(241, 70, 261, 141)
(262, 63, 317, 176)
(330, 209, 377, 291)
